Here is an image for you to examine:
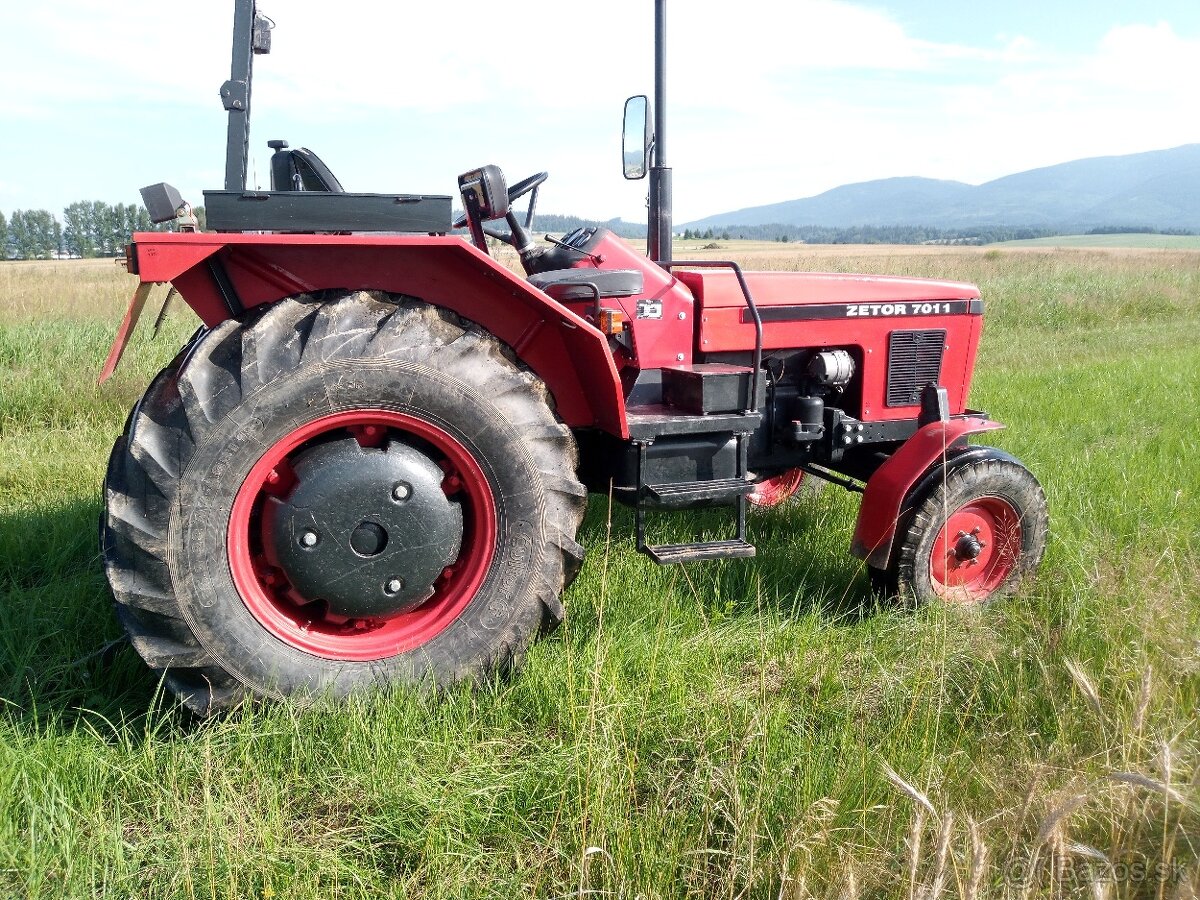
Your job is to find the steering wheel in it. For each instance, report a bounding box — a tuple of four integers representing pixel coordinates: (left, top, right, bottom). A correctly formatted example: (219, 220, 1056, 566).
(454, 171, 549, 249)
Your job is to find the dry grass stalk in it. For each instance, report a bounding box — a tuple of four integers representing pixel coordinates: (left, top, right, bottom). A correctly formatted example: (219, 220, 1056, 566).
(907, 808, 927, 900)
(1034, 795, 1088, 846)
(1133, 666, 1153, 734)
(1010, 767, 1044, 862)
(925, 810, 953, 900)
(965, 817, 987, 900)
(841, 859, 859, 900)
(1065, 658, 1104, 717)
(881, 762, 937, 817)
(1107, 772, 1186, 804)
(779, 872, 808, 900)
(1066, 844, 1113, 900)
(1021, 795, 1088, 900)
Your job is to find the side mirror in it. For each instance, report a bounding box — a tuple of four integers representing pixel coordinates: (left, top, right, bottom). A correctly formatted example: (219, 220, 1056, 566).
(622, 95, 651, 180)
(457, 165, 510, 222)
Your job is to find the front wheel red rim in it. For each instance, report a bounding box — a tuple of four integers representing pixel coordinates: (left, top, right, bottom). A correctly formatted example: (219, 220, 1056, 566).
(228, 410, 497, 661)
(928, 496, 1022, 603)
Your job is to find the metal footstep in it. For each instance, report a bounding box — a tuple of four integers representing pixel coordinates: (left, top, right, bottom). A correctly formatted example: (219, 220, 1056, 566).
(644, 477, 754, 505)
(643, 539, 756, 565)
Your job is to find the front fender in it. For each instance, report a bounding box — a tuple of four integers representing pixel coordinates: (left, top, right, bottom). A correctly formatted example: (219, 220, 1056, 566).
(850, 416, 1004, 570)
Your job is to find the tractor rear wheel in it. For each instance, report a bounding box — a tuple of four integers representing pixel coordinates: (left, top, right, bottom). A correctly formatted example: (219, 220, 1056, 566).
(870, 450, 1047, 605)
(102, 292, 586, 714)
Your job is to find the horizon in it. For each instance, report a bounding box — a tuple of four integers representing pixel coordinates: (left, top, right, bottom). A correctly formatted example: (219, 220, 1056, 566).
(4, 142, 1195, 234)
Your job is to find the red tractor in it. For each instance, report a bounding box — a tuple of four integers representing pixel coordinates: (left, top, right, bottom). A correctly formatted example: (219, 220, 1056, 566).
(100, 1, 1047, 713)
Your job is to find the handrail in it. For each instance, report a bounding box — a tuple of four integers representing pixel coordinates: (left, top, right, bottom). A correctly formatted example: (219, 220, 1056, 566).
(663, 260, 764, 416)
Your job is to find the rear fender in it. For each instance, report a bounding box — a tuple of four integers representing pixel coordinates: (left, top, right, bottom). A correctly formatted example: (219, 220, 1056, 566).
(850, 416, 1004, 569)
(107, 233, 629, 436)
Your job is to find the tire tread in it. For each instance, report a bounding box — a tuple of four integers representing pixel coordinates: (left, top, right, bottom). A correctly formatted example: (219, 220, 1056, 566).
(103, 291, 585, 713)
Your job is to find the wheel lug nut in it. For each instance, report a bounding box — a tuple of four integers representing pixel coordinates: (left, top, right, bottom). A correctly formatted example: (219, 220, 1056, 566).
(299, 530, 319, 548)
(392, 482, 411, 502)
(384, 578, 404, 595)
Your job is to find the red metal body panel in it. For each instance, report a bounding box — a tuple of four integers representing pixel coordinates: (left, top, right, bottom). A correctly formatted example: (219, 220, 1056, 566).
(553, 231, 696, 370)
(98, 282, 153, 383)
(128, 232, 629, 436)
(678, 270, 982, 421)
(850, 417, 1004, 569)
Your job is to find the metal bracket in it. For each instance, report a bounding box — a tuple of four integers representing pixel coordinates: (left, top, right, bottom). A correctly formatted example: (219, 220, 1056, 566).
(220, 79, 249, 111)
(918, 383, 951, 427)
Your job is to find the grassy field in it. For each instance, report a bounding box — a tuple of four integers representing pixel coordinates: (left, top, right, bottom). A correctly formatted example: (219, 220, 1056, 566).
(993, 234, 1200, 250)
(1, 246, 1198, 898)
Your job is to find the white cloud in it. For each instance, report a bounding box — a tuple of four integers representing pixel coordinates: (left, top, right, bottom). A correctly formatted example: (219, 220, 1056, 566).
(1, 3, 1197, 222)
(660, 17, 1200, 219)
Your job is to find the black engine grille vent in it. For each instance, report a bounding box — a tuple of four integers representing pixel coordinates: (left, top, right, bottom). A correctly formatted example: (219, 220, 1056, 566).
(887, 329, 947, 407)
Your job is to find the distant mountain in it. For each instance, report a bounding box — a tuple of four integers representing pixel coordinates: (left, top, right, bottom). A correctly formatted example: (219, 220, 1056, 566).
(685, 145, 1200, 231)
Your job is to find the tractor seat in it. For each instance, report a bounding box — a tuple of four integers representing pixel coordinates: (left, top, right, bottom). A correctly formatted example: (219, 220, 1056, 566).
(528, 268, 643, 302)
(268, 141, 345, 193)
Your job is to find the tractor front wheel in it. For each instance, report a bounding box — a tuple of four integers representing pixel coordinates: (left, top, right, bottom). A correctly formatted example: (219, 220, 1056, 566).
(871, 450, 1048, 605)
(102, 292, 586, 714)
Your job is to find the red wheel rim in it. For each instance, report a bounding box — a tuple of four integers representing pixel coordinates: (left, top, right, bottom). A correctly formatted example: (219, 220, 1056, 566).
(928, 497, 1022, 603)
(228, 410, 497, 660)
(748, 468, 806, 507)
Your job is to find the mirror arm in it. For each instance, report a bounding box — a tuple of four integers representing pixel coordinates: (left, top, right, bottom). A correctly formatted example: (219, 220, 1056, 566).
(462, 196, 489, 252)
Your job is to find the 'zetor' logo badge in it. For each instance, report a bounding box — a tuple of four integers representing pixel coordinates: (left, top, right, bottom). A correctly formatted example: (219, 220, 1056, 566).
(846, 302, 953, 317)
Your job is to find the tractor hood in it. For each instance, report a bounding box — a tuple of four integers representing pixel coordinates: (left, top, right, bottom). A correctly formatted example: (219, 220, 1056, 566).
(676, 269, 981, 310)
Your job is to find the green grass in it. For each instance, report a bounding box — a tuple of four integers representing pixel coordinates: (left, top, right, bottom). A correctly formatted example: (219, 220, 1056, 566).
(1, 253, 1199, 898)
(993, 233, 1200, 249)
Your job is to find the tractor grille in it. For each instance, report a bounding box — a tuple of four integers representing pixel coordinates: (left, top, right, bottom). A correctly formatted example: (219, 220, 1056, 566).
(886, 329, 947, 407)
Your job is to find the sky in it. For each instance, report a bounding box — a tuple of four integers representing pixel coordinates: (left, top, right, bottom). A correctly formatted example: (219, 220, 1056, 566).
(1, 1, 1198, 225)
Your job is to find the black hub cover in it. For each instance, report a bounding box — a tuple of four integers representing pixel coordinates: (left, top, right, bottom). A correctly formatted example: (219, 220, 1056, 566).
(263, 436, 463, 619)
(954, 533, 983, 561)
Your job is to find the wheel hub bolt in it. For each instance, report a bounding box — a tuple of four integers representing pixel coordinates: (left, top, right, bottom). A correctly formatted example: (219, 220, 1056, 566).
(954, 533, 983, 561)
(384, 578, 404, 595)
(299, 530, 319, 548)
(392, 482, 411, 502)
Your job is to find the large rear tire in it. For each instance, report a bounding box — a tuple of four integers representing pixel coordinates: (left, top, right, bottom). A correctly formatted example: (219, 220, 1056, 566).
(870, 450, 1048, 605)
(102, 292, 586, 714)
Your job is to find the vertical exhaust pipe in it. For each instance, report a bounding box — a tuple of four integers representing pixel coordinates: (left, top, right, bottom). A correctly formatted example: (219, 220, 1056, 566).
(647, 0, 672, 265)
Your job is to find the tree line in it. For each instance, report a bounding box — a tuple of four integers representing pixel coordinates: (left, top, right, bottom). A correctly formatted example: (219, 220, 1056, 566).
(0, 202, 175, 260)
(5, 203, 1194, 259)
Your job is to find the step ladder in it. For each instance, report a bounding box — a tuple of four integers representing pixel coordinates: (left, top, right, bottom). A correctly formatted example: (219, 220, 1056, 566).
(634, 257, 766, 565)
(631, 408, 759, 565)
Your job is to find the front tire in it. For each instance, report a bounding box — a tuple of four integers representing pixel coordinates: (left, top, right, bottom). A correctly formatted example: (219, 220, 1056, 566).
(102, 292, 586, 713)
(871, 450, 1048, 605)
